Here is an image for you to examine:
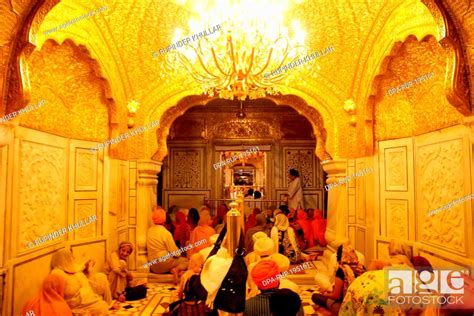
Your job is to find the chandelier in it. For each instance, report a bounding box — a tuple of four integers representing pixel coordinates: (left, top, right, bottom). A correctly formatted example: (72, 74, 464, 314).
(160, 0, 308, 101)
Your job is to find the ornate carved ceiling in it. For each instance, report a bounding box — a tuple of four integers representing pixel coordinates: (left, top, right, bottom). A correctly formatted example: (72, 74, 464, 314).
(1, 0, 473, 160)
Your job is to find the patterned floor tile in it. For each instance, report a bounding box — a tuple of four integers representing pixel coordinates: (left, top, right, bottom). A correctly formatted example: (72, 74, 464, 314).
(108, 282, 323, 315)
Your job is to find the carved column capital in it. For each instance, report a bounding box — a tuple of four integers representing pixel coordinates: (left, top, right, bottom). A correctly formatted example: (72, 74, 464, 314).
(322, 159, 348, 185)
(137, 159, 161, 186)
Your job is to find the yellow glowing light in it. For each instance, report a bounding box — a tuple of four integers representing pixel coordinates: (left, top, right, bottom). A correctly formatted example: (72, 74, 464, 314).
(160, 0, 308, 100)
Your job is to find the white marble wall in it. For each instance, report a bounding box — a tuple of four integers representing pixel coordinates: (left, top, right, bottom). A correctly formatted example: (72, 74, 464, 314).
(375, 122, 474, 271)
(0, 126, 108, 315)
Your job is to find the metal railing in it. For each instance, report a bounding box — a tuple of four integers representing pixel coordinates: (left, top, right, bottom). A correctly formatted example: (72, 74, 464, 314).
(204, 198, 287, 214)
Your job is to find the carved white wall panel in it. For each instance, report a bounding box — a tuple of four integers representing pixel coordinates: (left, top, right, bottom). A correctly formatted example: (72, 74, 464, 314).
(75, 149, 97, 191)
(73, 200, 97, 239)
(386, 199, 409, 239)
(18, 139, 67, 251)
(384, 147, 408, 191)
(356, 228, 366, 255)
(378, 138, 415, 241)
(69, 141, 103, 241)
(416, 127, 470, 255)
(71, 240, 106, 272)
(355, 166, 366, 225)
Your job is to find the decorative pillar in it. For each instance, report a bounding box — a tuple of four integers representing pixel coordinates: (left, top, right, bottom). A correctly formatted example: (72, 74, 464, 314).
(321, 159, 349, 249)
(227, 202, 241, 258)
(136, 159, 161, 272)
(236, 193, 245, 231)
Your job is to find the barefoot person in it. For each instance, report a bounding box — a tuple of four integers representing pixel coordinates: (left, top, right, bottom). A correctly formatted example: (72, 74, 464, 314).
(147, 206, 188, 284)
(50, 249, 113, 315)
(104, 241, 134, 301)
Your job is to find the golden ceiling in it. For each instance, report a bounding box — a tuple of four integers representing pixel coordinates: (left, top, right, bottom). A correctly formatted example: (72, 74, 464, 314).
(1, 0, 472, 160)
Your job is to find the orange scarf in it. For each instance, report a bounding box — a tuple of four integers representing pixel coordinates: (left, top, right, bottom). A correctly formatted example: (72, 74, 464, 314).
(22, 273, 72, 316)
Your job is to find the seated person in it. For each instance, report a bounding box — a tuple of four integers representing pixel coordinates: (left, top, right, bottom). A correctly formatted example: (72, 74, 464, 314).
(271, 213, 312, 264)
(147, 206, 188, 284)
(22, 273, 72, 316)
(269, 288, 303, 316)
(368, 239, 413, 270)
(176, 253, 215, 314)
(245, 260, 303, 316)
(198, 234, 225, 260)
(311, 244, 365, 315)
(340, 258, 441, 316)
(245, 234, 274, 266)
(187, 208, 200, 230)
(244, 214, 269, 253)
(188, 210, 216, 256)
(104, 241, 134, 300)
(50, 249, 112, 315)
(247, 253, 300, 299)
(173, 211, 191, 249)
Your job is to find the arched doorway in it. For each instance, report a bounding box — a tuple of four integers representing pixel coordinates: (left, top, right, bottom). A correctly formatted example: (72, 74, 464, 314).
(158, 98, 328, 214)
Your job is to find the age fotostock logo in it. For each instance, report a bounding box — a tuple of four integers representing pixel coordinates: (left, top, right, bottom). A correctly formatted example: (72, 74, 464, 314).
(386, 268, 466, 308)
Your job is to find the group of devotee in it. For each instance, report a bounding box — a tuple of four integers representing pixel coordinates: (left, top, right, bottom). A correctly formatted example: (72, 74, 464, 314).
(21, 197, 474, 315)
(22, 241, 137, 315)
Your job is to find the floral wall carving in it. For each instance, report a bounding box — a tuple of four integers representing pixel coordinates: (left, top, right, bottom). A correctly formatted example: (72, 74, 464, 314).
(374, 36, 467, 141)
(19, 140, 67, 249)
(20, 40, 111, 143)
(171, 150, 202, 189)
(285, 149, 316, 188)
(417, 138, 466, 253)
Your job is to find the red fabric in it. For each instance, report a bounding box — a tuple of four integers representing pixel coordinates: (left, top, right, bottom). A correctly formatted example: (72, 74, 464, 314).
(313, 209, 323, 219)
(212, 204, 228, 227)
(251, 260, 280, 290)
(311, 218, 327, 246)
(245, 208, 261, 231)
(296, 210, 314, 248)
(22, 274, 72, 316)
(174, 211, 191, 248)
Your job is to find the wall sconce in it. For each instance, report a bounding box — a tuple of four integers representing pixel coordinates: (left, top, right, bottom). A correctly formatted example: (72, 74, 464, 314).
(344, 99, 357, 126)
(127, 100, 140, 128)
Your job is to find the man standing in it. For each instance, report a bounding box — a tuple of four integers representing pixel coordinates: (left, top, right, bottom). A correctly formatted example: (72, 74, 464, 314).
(286, 169, 304, 210)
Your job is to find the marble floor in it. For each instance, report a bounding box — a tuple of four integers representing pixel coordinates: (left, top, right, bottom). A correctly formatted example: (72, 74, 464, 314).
(108, 283, 324, 315)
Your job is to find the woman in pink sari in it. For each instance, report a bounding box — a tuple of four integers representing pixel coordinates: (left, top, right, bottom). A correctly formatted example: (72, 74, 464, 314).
(188, 210, 216, 256)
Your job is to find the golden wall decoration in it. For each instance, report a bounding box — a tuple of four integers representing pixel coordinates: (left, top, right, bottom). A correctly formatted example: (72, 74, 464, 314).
(1, 0, 473, 162)
(374, 35, 466, 140)
(151, 94, 332, 163)
(20, 40, 111, 142)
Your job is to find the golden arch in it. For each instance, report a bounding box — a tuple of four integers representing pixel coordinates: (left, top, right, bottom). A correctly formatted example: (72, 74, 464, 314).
(151, 94, 333, 163)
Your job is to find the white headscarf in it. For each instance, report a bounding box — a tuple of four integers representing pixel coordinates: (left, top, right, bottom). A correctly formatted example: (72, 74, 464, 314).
(51, 249, 82, 274)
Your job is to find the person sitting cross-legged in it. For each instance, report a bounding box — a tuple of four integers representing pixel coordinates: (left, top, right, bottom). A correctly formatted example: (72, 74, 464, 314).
(311, 244, 365, 315)
(245, 260, 303, 316)
(147, 206, 188, 284)
(104, 241, 134, 301)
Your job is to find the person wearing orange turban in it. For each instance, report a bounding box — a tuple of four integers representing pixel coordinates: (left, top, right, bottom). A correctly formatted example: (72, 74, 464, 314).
(147, 206, 188, 284)
(245, 260, 283, 316)
(22, 273, 73, 316)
